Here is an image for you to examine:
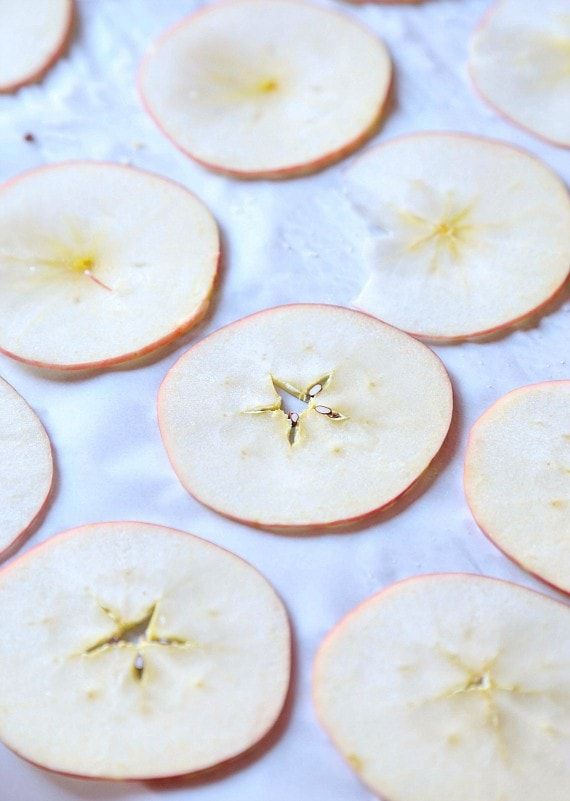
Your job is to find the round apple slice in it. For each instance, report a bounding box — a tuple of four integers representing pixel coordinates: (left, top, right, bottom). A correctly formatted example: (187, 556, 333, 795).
(0, 0, 74, 93)
(0, 162, 220, 370)
(0, 377, 52, 559)
(314, 574, 570, 801)
(465, 382, 570, 593)
(0, 522, 290, 779)
(158, 304, 453, 530)
(139, 0, 391, 179)
(346, 133, 570, 341)
(470, 0, 570, 148)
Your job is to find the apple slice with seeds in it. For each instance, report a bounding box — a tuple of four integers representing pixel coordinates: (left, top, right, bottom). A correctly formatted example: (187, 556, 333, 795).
(139, 0, 391, 179)
(0, 377, 52, 559)
(0, 521, 290, 779)
(314, 574, 570, 801)
(0, 0, 73, 93)
(470, 0, 570, 148)
(158, 304, 453, 531)
(465, 381, 570, 593)
(346, 133, 570, 341)
(0, 162, 220, 370)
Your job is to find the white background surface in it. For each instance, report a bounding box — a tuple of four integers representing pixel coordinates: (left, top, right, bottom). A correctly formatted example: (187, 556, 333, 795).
(0, 1, 568, 799)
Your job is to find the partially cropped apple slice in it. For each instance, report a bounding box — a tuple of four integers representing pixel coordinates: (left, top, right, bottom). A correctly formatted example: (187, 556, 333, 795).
(158, 304, 452, 530)
(470, 0, 570, 148)
(0, 0, 73, 93)
(314, 574, 570, 801)
(465, 382, 570, 593)
(139, 0, 391, 179)
(0, 522, 290, 779)
(346, 133, 570, 341)
(0, 377, 52, 559)
(0, 162, 220, 370)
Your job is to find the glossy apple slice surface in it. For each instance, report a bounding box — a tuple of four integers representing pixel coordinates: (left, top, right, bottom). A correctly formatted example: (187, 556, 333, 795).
(0, 522, 290, 779)
(470, 0, 570, 147)
(139, 0, 391, 178)
(346, 133, 570, 341)
(158, 304, 452, 530)
(0, 377, 52, 558)
(465, 382, 570, 593)
(314, 574, 570, 801)
(0, 0, 73, 92)
(0, 162, 220, 370)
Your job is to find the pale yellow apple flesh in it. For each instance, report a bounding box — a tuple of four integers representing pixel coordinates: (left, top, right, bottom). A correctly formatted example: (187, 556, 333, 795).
(0, 522, 290, 779)
(346, 133, 570, 340)
(314, 574, 570, 801)
(158, 304, 453, 530)
(0, 163, 220, 370)
(139, 0, 391, 178)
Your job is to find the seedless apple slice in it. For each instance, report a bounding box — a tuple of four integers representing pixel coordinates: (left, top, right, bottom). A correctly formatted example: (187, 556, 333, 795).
(0, 162, 219, 370)
(0, 522, 290, 779)
(0, 0, 73, 92)
(139, 0, 391, 178)
(0, 377, 52, 558)
(314, 574, 570, 801)
(346, 133, 570, 340)
(470, 0, 570, 148)
(465, 382, 570, 593)
(158, 304, 452, 530)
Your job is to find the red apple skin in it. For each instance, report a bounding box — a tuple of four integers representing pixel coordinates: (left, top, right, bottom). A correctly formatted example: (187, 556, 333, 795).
(349, 130, 570, 342)
(0, 161, 221, 372)
(158, 303, 454, 532)
(464, 380, 570, 597)
(137, 0, 393, 180)
(469, 0, 570, 150)
(0, 520, 292, 781)
(0, 0, 75, 94)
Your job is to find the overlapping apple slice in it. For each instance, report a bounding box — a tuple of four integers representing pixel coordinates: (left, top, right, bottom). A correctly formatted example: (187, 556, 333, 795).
(0, 0, 74, 92)
(465, 382, 570, 593)
(0, 522, 290, 779)
(470, 0, 570, 147)
(158, 305, 452, 530)
(0, 377, 52, 559)
(0, 162, 220, 370)
(139, 0, 392, 178)
(346, 133, 570, 341)
(314, 574, 570, 801)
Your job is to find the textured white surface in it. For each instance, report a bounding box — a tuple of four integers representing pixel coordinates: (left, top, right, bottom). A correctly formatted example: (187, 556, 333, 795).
(0, 1, 568, 800)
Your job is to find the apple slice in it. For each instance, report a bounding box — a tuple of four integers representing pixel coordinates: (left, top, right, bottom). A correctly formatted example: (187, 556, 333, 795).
(0, 0, 74, 93)
(346, 133, 570, 341)
(470, 0, 570, 148)
(158, 304, 452, 530)
(314, 574, 570, 801)
(465, 382, 570, 593)
(138, 0, 391, 179)
(0, 521, 290, 779)
(0, 162, 220, 370)
(0, 377, 52, 559)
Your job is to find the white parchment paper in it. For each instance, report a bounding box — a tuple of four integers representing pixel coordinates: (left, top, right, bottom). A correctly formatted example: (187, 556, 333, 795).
(0, 1, 568, 799)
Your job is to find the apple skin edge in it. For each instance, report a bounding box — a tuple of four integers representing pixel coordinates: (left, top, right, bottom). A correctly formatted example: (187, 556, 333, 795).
(0, 0, 75, 94)
(0, 521, 293, 782)
(157, 303, 454, 533)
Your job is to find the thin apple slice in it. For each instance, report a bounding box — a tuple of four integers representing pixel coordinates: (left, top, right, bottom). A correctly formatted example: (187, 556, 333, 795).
(158, 304, 452, 530)
(0, 0, 73, 93)
(0, 377, 52, 559)
(470, 0, 570, 148)
(465, 382, 570, 593)
(314, 574, 570, 801)
(139, 0, 391, 179)
(0, 521, 290, 779)
(346, 133, 570, 341)
(0, 162, 220, 370)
